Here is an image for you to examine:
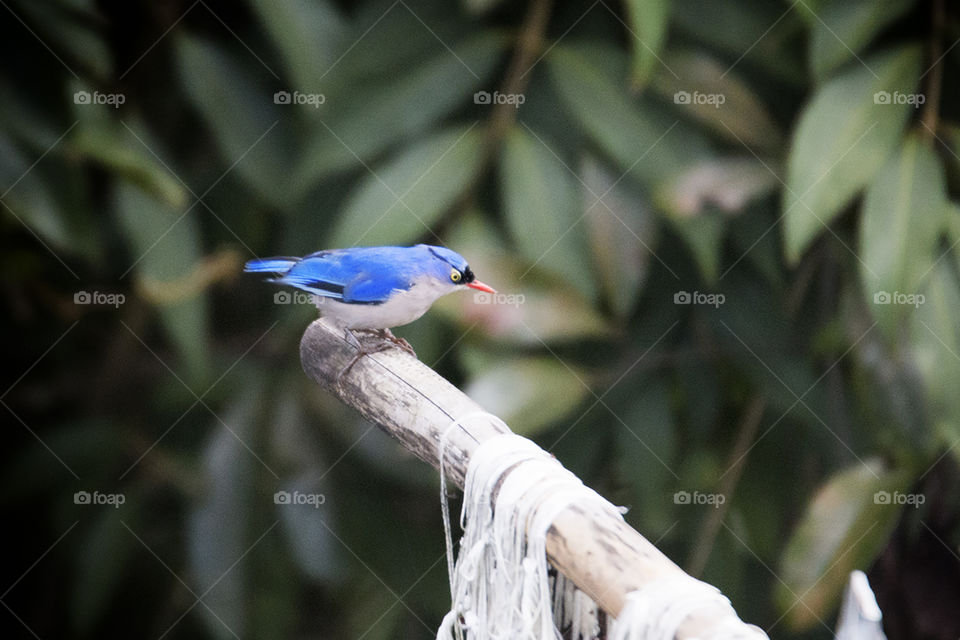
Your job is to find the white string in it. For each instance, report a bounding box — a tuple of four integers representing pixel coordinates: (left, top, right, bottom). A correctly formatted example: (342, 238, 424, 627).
(437, 433, 619, 640)
(438, 413, 510, 601)
(437, 429, 765, 640)
(552, 571, 600, 640)
(608, 575, 768, 640)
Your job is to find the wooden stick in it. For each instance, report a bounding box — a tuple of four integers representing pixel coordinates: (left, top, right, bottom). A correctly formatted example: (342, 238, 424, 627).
(300, 320, 767, 638)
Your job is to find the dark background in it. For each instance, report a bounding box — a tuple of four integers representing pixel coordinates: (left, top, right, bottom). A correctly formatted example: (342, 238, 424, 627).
(2, 0, 959, 638)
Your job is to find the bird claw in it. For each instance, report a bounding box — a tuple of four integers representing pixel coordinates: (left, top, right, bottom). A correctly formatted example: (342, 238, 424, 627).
(335, 328, 417, 393)
(375, 328, 416, 357)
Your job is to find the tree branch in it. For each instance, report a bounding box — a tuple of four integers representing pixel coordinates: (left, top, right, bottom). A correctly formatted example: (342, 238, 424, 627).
(300, 320, 766, 637)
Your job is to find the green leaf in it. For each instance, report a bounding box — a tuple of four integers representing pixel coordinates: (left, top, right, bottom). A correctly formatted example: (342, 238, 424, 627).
(247, 0, 349, 92)
(667, 213, 725, 283)
(613, 378, 675, 532)
(333, 2, 471, 82)
(651, 50, 784, 152)
(188, 387, 261, 639)
(0, 132, 70, 249)
(329, 125, 483, 247)
(0, 80, 65, 152)
(463, 0, 508, 13)
(776, 460, 910, 630)
(911, 260, 960, 456)
(671, 0, 806, 84)
(810, 0, 917, 81)
(116, 182, 210, 383)
(783, 45, 922, 262)
(464, 357, 590, 436)
(15, 0, 112, 79)
(175, 33, 299, 207)
(271, 391, 343, 583)
(580, 155, 657, 318)
(547, 45, 709, 190)
(300, 32, 507, 179)
(501, 126, 593, 298)
(72, 118, 188, 209)
(623, 0, 670, 87)
(860, 133, 947, 338)
(276, 472, 341, 582)
(949, 201, 960, 272)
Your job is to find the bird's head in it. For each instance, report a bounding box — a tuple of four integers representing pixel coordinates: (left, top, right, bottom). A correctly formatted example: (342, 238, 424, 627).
(418, 245, 496, 295)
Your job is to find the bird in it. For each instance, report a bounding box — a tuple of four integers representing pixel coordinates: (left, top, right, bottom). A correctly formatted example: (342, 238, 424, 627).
(245, 244, 496, 374)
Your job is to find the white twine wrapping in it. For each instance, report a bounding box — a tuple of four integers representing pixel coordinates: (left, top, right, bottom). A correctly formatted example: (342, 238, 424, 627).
(436, 427, 767, 640)
(608, 575, 768, 640)
(436, 432, 618, 640)
(552, 571, 600, 640)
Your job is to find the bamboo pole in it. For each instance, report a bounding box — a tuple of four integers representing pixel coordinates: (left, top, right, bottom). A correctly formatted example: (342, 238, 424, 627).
(300, 319, 767, 638)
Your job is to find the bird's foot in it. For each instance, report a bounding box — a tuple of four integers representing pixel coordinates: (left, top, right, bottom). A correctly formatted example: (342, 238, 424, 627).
(336, 329, 381, 392)
(335, 329, 415, 392)
(374, 328, 416, 357)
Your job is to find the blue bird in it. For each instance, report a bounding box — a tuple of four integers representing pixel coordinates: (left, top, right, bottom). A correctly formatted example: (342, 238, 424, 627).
(245, 244, 496, 361)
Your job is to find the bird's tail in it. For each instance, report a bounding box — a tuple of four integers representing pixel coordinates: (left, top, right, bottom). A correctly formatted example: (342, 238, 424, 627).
(243, 257, 299, 274)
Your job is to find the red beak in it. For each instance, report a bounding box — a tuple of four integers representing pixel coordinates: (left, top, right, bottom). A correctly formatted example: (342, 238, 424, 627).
(466, 280, 496, 294)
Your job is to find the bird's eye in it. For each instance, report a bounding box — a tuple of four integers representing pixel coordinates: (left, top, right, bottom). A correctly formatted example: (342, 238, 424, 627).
(450, 269, 462, 283)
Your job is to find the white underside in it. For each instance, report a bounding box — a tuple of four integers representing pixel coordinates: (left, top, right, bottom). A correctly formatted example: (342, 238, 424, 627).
(314, 276, 457, 330)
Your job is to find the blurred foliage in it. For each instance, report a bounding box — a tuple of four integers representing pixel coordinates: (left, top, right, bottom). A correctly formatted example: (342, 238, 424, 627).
(2, 0, 960, 639)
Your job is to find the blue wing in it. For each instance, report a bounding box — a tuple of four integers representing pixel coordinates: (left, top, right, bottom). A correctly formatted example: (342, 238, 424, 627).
(273, 247, 420, 304)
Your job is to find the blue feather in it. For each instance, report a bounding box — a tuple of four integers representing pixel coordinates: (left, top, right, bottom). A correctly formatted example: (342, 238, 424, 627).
(243, 257, 299, 273)
(248, 245, 466, 305)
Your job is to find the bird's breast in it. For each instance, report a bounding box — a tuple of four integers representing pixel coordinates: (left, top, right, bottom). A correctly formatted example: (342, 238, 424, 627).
(316, 279, 452, 329)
